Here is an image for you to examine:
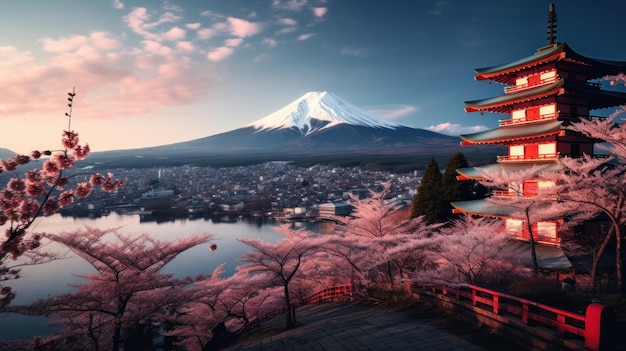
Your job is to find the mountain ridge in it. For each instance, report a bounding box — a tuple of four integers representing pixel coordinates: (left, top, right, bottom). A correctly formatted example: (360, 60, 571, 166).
(79, 91, 496, 170)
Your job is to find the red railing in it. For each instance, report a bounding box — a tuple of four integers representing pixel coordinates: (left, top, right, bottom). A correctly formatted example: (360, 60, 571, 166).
(497, 153, 559, 162)
(499, 112, 559, 126)
(407, 278, 586, 340)
(504, 75, 559, 94)
(236, 283, 354, 334)
(299, 283, 354, 305)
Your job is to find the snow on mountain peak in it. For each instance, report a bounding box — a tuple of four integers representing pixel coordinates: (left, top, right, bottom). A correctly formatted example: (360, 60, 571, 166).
(247, 91, 402, 135)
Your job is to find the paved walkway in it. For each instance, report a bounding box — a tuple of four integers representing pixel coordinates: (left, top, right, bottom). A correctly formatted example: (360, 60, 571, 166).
(220, 302, 491, 351)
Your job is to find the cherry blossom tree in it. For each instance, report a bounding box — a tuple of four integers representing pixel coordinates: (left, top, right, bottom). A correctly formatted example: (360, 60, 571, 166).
(0, 89, 124, 307)
(478, 165, 572, 275)
(330, 183, 441, 288)
(22, 227, 213, 351)
(236, 226, 333, 329)
(550, 102, 626, 291)
(425, 215, 525, 286)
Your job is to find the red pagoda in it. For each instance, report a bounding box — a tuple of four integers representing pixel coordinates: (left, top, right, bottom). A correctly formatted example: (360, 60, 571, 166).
(451, 4, 626, 271)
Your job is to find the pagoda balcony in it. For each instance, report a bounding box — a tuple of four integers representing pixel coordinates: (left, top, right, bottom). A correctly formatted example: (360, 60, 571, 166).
(496, 153, 559, 162)
(492, 190, 519, 197)
(513, 234, 560, 246)
(499, 112, 558, 126)
(504, 75, 559, 94)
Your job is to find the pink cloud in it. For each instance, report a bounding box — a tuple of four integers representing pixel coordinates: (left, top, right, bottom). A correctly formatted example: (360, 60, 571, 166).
(176, 41, 194, 52)
(227, 17, 263, 37)
(162, 26, 186, 41)
(312, 7, 327, 18)
(207, 47, 234, 61)
(142, 40, 173, 55)
(197, 22, 228, 40)
(225, 38, 244, 47)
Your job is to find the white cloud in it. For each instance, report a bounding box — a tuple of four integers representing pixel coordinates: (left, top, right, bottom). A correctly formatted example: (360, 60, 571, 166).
(340, 47, 364, 56)
(366, 104, 417, 119)
(427, 122, 488, 136)
(275, 27, 297, 35)
(262, 38, 278, 47)
(271, 0, 309, 11)
(298, 33, 315, 41)
(253, 53, 272, 62)
(112, 0, 124, 10)
(429, 0, 450, 15)
(277, 18, 297, 26)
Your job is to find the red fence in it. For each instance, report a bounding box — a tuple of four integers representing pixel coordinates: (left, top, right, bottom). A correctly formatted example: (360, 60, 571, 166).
(408, 278, 614, 351)
(236, 283, 354, 334)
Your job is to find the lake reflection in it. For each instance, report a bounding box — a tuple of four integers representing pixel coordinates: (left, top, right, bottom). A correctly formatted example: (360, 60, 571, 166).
(1, 212, 323, 340)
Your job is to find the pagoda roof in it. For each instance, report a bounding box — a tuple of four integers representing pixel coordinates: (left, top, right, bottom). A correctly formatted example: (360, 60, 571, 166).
(505, 241, 572, 271)
(451, 199, 518, 217)
(465, 79, 626, 114)
(451, 198, 559, 220)
(460, 120, 562, 145)
(474, 42, 626, 84)
(456, 162, 561, 181)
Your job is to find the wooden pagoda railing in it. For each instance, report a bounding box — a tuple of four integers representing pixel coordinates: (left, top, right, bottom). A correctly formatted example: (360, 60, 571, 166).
(504, 75, 559, 94)
(497, 153, 560, 162)
(499, 112, 559, 126)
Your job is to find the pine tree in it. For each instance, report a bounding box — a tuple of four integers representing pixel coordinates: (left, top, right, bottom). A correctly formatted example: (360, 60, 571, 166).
(440, 152, 487, 222)
(411, 157, 443, 223)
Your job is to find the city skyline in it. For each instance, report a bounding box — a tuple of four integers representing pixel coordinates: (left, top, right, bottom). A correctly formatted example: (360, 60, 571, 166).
(1, 0, 625, 154)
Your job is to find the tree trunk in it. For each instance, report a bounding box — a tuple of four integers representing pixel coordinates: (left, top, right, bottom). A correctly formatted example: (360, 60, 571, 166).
(614, 222, 623, 293)
(525, 210, 539, 276)
(109, 321, 121, 351)
(590, 226, 615, 291)
(284, 284, 295, 329)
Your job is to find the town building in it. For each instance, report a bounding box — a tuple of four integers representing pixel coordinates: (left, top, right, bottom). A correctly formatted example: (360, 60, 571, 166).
(318, 203, 353, 217)
(451, 4, 626, 271)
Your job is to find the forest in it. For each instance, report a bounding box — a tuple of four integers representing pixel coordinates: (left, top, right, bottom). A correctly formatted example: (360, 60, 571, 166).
(1, 89, 625, 351)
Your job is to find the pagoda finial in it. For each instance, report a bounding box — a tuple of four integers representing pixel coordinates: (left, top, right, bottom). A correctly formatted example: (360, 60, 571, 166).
(546, 3, 558, 45)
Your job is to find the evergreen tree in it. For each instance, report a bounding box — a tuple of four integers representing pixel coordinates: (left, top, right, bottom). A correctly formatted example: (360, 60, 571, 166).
(411, 157, 443, 223)
(440, 152, 487, 222)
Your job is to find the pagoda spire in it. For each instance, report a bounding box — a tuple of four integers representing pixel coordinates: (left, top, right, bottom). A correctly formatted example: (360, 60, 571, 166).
(546, 3, 558, 45)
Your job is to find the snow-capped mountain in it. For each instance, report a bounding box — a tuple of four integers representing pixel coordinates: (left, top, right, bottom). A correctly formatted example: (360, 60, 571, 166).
(87, 91, 491, 169)
(247, 91, 401, 135)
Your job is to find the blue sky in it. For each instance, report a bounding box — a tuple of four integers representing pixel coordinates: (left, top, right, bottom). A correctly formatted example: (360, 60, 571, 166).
(1, 0, 625, 153)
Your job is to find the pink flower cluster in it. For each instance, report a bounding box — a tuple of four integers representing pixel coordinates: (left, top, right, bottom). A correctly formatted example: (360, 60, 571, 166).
(0, 129, 125, 259)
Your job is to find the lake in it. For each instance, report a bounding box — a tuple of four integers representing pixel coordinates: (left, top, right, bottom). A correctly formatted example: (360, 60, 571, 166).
(1, 212, 320, 340)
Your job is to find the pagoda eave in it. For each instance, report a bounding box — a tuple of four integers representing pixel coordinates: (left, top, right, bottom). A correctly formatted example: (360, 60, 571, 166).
(460, 120, 563, 145)
(465, 80, 565, 114)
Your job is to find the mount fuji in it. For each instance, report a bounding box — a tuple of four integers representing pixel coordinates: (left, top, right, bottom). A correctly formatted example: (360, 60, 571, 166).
(88, 91, 488, 169)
